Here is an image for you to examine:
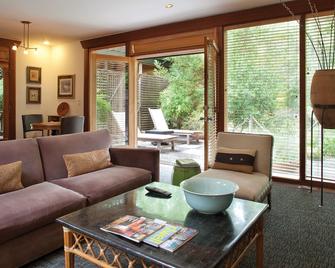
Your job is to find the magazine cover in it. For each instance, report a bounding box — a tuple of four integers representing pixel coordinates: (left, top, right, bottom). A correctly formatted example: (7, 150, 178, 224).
(143, 224, 182, 247)
(159, 227, 198, 252)
(100, 215, 165, 242)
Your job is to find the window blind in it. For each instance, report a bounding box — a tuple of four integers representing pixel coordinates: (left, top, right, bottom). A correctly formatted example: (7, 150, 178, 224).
(137, 71, 168, 131)
(306, 14, 335, 181)
(226, 20, 300, 179)
(96, 60, 129, 145)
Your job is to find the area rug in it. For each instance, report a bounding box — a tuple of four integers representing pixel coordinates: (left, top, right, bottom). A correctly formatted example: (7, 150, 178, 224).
(25, 183, 335, 268)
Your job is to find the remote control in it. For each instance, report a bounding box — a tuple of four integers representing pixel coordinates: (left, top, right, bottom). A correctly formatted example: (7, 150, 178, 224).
(145, 186, 172, 197)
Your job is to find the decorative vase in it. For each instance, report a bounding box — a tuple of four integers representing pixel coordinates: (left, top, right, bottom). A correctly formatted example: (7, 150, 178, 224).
(310, 70, 335, 129)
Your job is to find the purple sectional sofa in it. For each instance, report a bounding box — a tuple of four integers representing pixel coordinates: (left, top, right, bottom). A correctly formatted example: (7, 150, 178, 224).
(0, 129, 159, 267)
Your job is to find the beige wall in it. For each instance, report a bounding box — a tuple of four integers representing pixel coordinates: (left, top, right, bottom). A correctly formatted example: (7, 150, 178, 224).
(16, 41, 84, 138)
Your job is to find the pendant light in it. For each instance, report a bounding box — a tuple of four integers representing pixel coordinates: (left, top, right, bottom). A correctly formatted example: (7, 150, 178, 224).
(12, 21, 38, 55)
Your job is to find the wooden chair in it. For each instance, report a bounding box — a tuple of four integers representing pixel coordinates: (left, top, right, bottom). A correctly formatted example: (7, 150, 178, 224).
(22, 114, 43, 138)
(60, 116, 84, 135)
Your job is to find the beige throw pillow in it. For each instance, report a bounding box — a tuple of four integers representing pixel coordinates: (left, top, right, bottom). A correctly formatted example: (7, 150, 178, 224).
(0, 161, 24, 194)
(212, 147, 256, 174)
(63, 149, 112, 177)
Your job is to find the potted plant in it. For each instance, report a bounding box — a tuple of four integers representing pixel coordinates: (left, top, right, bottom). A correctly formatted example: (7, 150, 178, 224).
(282, 0, 335, 128)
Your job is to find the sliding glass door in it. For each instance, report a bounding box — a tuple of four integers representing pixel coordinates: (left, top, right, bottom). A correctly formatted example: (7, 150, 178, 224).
(92, 46, 129, 146)
(225, 20, 300, 179)
(0, 66, 3, 140)
(0, 62, 8, 140)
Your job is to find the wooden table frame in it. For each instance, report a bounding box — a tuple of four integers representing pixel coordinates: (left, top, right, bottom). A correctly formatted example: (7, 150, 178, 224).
(62, 216, 264, 268)
(31, 122, 61, 136)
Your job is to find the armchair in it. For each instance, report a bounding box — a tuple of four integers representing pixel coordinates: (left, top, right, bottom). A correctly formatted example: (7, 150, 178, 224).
(193, 132, 273, 207)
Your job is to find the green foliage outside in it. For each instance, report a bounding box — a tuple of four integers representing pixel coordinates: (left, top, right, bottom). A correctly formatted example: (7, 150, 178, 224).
(154, 55, 204, 130)
(96, 93, 112, 124)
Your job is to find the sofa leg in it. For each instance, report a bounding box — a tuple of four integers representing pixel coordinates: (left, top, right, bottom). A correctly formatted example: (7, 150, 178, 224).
(267, 192, 272, 210)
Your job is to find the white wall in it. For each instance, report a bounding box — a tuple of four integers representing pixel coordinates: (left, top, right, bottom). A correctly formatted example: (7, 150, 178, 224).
(16, 41, 84, 138)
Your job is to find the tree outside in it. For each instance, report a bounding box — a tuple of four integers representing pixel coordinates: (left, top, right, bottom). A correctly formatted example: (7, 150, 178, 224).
(154, 54, 204, 130)
(227, 21, 301, 176)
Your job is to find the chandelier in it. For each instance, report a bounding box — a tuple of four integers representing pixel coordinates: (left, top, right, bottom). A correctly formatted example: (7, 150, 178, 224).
(12, 21, 37, 55)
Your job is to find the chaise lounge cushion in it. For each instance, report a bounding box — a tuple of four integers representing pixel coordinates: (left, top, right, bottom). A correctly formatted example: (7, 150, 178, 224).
(192, 168, 270, 202)
(51, 166, 152, 205)
(0, 182, 86, 244)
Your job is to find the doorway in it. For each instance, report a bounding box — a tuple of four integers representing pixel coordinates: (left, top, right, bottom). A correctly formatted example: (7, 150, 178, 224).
(0, 66, 3, 140)
(0, 63, 9, 140)
(136, 53, 205, 182)
(91, 45, 130, 146)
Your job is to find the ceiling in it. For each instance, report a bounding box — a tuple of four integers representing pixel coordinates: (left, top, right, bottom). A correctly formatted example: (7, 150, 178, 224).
(0, 0, 284, 44)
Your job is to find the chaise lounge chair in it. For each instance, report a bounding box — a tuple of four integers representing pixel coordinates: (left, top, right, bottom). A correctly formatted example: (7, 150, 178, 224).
(147, 108, 203, 144)
(112, 111, 177, 150)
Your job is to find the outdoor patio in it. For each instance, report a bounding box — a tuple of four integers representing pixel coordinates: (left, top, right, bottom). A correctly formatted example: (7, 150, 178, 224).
(138, 139, 204, 183)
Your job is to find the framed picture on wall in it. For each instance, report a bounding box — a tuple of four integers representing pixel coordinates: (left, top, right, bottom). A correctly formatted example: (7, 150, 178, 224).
(58, 75, 75, 99)
(26, 87, 41, 104)
(26, 66, 41, 84)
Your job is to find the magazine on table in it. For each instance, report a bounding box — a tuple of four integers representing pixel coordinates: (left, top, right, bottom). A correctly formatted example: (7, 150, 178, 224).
(159, 227, 198, 252)
(100, 215, 198, 252)
(100, 215, 165, 243)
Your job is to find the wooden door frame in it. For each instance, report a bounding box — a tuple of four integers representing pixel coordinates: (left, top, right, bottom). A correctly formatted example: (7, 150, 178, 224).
(0, 38, 19, 140)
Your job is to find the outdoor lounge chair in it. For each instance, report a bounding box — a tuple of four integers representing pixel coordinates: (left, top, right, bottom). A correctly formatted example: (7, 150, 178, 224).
(112, 111, 177, 150)
(148, 108, 203, 144)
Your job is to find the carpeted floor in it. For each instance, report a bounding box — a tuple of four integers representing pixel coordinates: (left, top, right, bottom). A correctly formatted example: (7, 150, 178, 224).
(25, 183, 335, 268)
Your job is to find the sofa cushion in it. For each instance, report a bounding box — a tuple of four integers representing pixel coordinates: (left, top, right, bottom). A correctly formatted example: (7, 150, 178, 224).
(0, 182, 86, 244)
(51, 166, 152, 205)
(0, 139, 44, 186)
(192, 168, 270, 202)
(37, 129, 112, 180)
(0, 161, 23, 194)
(63, 148, 112, 177)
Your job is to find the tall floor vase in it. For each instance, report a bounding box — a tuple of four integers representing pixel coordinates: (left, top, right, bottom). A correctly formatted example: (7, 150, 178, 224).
(310, 70, 335, 129)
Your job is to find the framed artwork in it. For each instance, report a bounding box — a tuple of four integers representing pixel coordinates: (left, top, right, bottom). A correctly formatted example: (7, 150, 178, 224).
(26, 66, 41, 84)
(58, 75, 75, 99)
(26, 87, 41, 104)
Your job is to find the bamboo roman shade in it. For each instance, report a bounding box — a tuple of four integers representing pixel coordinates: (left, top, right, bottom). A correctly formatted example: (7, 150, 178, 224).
(129, 29, 217, 56)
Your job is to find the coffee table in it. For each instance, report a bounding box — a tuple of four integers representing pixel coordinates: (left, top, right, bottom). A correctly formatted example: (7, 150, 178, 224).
(57, 182, 268, 268)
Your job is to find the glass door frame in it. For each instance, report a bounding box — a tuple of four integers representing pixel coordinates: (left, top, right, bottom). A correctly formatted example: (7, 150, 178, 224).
(89, 50, 137, 147)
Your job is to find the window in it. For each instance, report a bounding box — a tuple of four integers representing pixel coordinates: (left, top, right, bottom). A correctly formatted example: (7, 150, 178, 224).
(0, 67, 3, 140)
(306, 14, 335, 181)
(226, 20, 300, 178)
(93, 46, 129, 146)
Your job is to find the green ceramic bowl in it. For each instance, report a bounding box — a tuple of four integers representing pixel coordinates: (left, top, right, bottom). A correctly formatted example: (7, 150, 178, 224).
(180, 177, 239, 214)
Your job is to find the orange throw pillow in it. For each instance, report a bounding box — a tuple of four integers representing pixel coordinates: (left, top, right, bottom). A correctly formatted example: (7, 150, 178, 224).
(63, 149, 112, 177)
(0, 161, 24, 194)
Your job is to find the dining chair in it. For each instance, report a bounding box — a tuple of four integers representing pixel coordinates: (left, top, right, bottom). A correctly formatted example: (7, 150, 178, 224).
(22, 114, 43, 138)
(48, 115, 61, 135)
(60, 116, 85, 135)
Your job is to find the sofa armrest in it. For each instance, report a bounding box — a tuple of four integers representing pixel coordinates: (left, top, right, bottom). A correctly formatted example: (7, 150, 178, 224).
(109, 148, 160, 182)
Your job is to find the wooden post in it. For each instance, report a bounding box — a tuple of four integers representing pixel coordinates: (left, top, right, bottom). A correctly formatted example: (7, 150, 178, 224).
(256, 218, 264, 268)
(63, 227, 74, 268)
